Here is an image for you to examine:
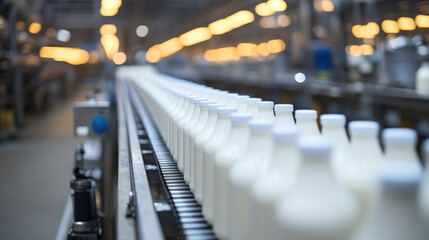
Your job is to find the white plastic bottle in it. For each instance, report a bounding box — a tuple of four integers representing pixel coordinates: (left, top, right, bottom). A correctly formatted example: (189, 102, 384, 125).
(419, 139, 429, 227)
(193, 103, 223, 202)
(352, 162, 428, 240)
(246, 98, 262, 118)
(295, 109, 320, 136)
(170, 94, 192, 158)
(236, 95, 250, 113)
(228, 120, 274, 240)
(202, 107, 237, 223)
(382, 128, 422, 172)
(256, 101, 275, 120)
(178, 97, 206, 172)
(184, 100, 215, 184)
(275, 137, 359, 240)
(250, 128, 300, 240)
(342, 121, 383, 223)
(274, 104, 295, 129)
(320, 114, 350, 177)
(173, 95, 196, 161)
(213, 113, 253, 239)
(416, 62, 429, 94)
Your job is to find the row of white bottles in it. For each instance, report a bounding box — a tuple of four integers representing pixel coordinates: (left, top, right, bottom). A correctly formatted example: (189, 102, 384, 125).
(120, 68, 429, 240)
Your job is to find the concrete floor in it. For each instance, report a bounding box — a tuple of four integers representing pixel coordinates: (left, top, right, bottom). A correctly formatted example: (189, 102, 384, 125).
(0, 90, 86, 240)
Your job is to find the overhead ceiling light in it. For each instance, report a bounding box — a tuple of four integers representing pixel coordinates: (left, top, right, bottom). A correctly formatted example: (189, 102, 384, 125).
(136, 25, 149, 37)
(29, 22, 41, 34)
(56, 29, 71, 42)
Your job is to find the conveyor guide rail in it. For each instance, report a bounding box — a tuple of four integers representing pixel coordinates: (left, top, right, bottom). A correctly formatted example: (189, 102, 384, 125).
(119, 79, 217, 240)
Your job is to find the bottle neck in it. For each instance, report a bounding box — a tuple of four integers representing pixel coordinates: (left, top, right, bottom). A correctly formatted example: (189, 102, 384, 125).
(246, 131, 273, 162)
(385, 144, 420, 163)
(322, 126, 349, 143)
(237, 102, 248, 113)
(350, 134, 383, 160)
(296, 119, 319, 136)
(257, 109, 274, 120)
(268, 141, 299, 174)
(247, 105, 258, 118)
(294, 154, 335, 191)
(227, 123, 250, 143)
(275, 112, 295, 128)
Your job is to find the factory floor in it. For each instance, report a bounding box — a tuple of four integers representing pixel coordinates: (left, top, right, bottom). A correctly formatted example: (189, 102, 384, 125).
(0, 89, 86, 240)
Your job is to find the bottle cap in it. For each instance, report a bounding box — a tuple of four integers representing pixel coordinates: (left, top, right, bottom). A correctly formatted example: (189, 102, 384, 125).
(382, 128, 417, 145)
(247, 98, 262, 105)
(274, 104, 294, 113)
(230, 113, 253, 123)
(207, 104, 224, 112)
(199, 101, 216, 108)
(237, 95, 250, 102)
(320, 114, 346, 126)
(249, 119, 273, 131)
(348, 121, 379, 135)
(298, 136, 331, 157)
(193, 97, 207, 103)
(217, 107, 237, 115)
(227, 93, 239, 97)
(295, 109, 317, 119)
(257, 101, 274, 109)
(272, 128, 298, 142)
(377, 162, 422, 189)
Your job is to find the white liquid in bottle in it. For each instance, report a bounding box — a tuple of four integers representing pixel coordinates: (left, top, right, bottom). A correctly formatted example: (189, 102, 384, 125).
(228, 120, 274, 240)
(250, 128, 299, 240)
(320, 114, 350, 178)
(213, 113, 253, 239)
(275, 137, 359, 240)
(295, 109, 320, 136)
(352, 162, 428, 240)
(202, 107, 237, 224)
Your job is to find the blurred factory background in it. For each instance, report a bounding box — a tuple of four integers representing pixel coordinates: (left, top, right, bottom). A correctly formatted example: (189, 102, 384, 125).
(1, 0, 429, 239)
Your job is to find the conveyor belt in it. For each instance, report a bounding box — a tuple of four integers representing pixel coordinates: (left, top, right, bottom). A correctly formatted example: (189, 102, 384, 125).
(124, 80, 217, 240)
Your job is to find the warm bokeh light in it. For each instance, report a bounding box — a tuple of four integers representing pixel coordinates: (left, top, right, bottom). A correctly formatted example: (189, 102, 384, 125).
(39, 46, 89, 65)
(314, 0, 334, 12)
(366, 22, 380, 36)
(100, 24, 117, 35)
(113, 52, 126, 65)
(159, 37, 183, 57)
(255, 3, 275, 17)
(226, 10, 255, 29)
(398, 17, 416, 31)
(237, 43, 259, 57)
(346, 45, 361, 56)
(267, 0, 287, 12)
(360, 44, 374, 55)
(352, 23, 379, 39)
(29, 22, 41, 34)
(381, 20, 399, 33)
(16, 21, 26, 31)
(277, 14, 291, 27)
(258, 43, 270, 56)
(416, 15, 429, 28)
(100, 34, 120, 58)
(179, 27, 212, 46)
(100, 0, 122, 16)
(267, 39, 286, 53)
(100, 7, 119, 16)
(208, 19, 232, 35)
(146, 45, 162, 63)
